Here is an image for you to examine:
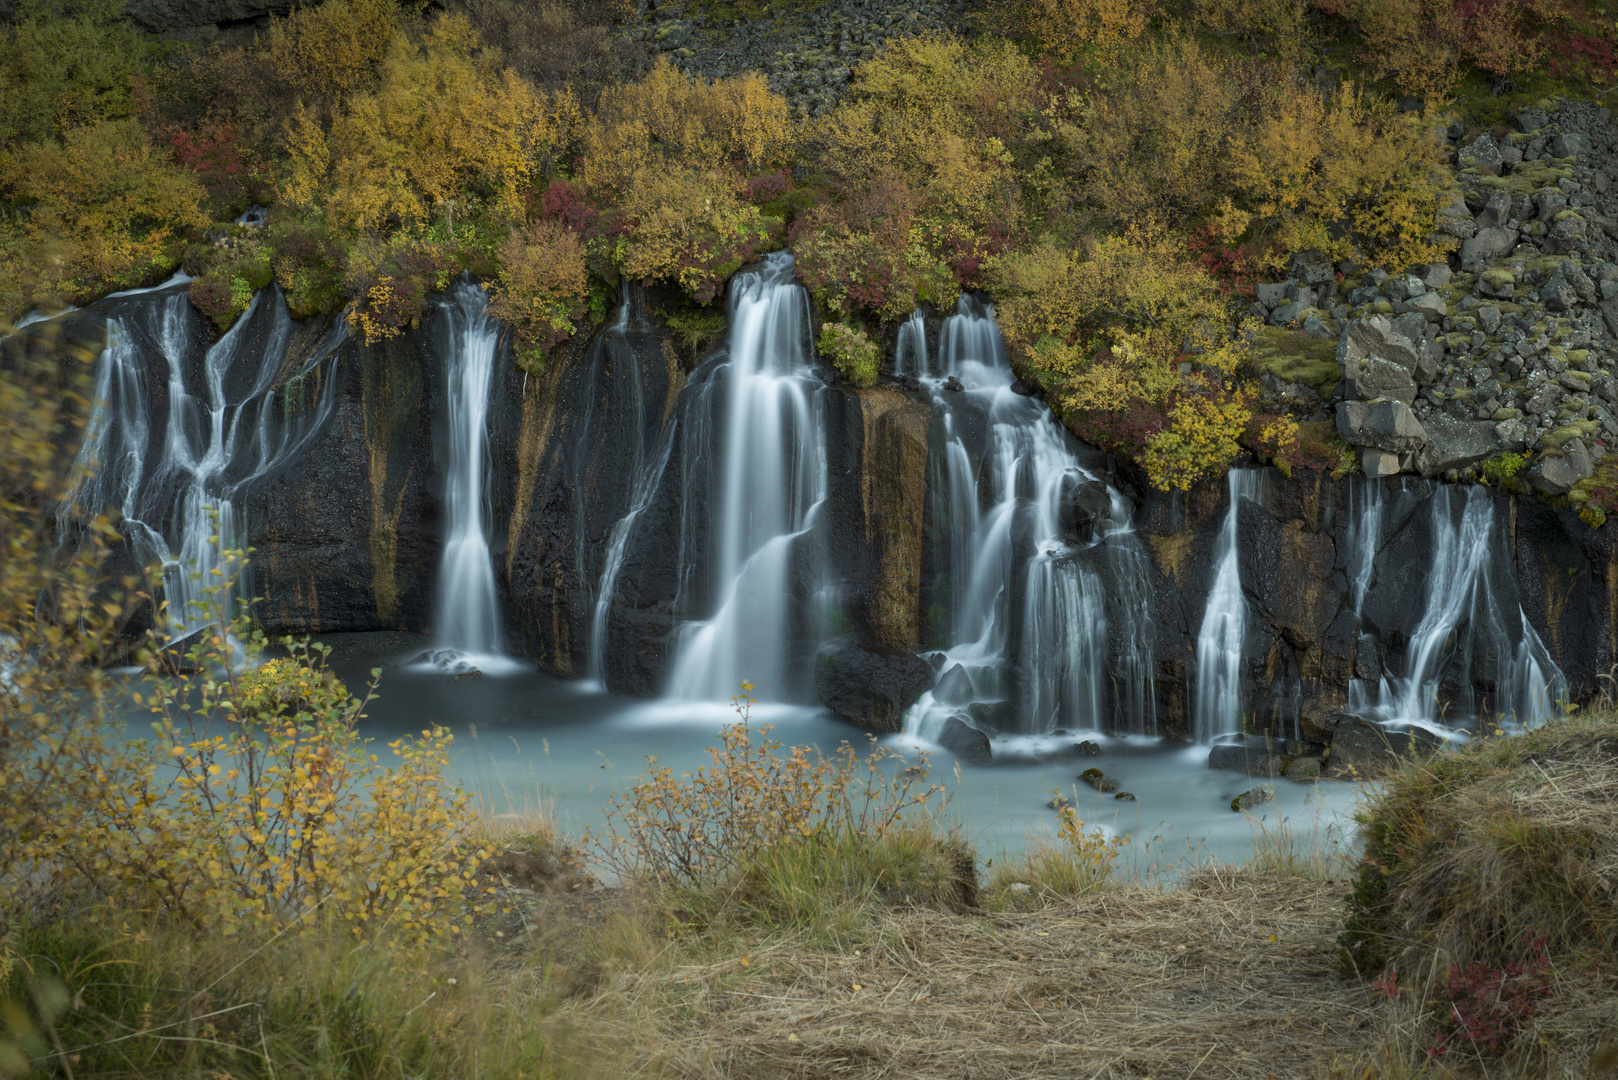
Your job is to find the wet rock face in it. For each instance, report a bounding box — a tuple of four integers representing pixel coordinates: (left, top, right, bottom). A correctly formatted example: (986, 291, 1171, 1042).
(814, 642, 934, 732)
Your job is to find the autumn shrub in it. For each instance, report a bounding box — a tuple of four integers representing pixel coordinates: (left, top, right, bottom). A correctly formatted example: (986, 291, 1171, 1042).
(264, 0, 399, 102)
(584, 59, 794, 184)
(187, 239, 274, 330)
(489, 218, 591, 372)
(39, 560, 498, 945)
(1081, 39, 1446, 272)
(1320, 0, 1569, 99)
(0, 0, 155, 148)
(0, 119, 207, 301)
(593, 687, 947, 890)
(817, 321, 881, 388)
(0, 314, 124, 896)
(452, 0, 647, 100)
(1139, 380, 1259, 490)
(995, 0, 1157, 59)
(798, 35, 1032, 315)
(601, 167, 785, 304)
(268, 210, 351, 320)
(283, 15, 578, 232)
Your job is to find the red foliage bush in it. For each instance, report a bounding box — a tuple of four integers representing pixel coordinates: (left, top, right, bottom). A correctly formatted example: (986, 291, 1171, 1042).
(538, 178, 600, 233)
(1428, 937, 1554, 1057)
(744, 170, 792, 204)
(1067, 396, 1171, 460)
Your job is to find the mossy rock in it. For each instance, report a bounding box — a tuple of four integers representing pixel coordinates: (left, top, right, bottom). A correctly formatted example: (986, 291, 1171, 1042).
(1480, 267, 1516, 291)
(1567, 349, 1591, 367)
(1248, 325, 1342, 396)
(1542, 420, 1600, 450)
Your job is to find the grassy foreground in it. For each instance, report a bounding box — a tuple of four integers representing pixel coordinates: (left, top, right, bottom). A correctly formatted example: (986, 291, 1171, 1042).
(9, 710, 1618, 1078)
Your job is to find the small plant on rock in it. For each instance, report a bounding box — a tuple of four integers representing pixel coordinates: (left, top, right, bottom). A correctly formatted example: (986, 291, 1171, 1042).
(817, 321, 881, 388)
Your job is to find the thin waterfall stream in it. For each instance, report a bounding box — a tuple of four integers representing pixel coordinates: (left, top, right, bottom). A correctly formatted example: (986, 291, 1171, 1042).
(422, 280, 511, 673)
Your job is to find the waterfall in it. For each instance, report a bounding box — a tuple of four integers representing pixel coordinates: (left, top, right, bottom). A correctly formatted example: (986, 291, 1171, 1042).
(1194, 468, 1261, 743)
(1346, 477, 1383, 617)
(902, 297, 1158, 741)
(665, 251, 827, 700)
(588, 284, 674, 679)
(433, 281, 504, 659)
(61, 281, 342, 641)
(1361, 485, 1564, 733)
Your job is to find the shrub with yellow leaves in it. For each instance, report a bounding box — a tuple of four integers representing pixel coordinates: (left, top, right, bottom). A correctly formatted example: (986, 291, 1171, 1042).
(817, 321, 881, 388)
(42, 551, 497, 946)
(1139, 379, 1258, 491)
(489, 218, 591, 372)
(265, 0, 398, 102)
(283, 14, 578, 233)
(594, 685, 945, 887)
(0, 119, 208, 302)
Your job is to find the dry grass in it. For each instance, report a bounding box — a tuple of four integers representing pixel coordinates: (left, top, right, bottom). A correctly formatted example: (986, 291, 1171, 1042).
(545, 867, 1381, 1080)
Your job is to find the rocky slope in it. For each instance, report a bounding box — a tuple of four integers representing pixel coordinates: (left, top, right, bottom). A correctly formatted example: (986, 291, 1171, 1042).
(1251, 100, 1618, 499)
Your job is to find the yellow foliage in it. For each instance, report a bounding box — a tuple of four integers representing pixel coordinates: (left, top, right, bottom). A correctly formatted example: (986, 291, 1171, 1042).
(1189, 0, 1309, 52)
(1016, 0, 1156, 57)
(0, 119, 207, 299)
(265, 0, 398, 101)
(1140, 382, 1256, 491)
(1083, 39, 1444, 271)
(285, 15, 577, 231)
(593, 689, 944, 886)
(607, 165, 784, 302)
(45, 561, 498, 944)
(0, 316, 122, 892)
(812, 35, 1032, 236)
(488, 218, 589, 369)
(988, 229, 1225, 409)
(584, 58, 794, 191)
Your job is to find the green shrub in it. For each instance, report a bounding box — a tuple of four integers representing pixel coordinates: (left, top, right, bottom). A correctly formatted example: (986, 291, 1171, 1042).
(817, 321, 881, 388)
(1480, 451, 1528, 490)
(489, 218, 590, 373)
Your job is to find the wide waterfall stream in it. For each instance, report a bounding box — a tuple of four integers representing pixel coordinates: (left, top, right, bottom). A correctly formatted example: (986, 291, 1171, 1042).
(58, 253, 1587, 871)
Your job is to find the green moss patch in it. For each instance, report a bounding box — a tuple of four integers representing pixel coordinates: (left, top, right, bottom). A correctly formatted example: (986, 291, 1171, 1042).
(1247, 325, 1342, 397)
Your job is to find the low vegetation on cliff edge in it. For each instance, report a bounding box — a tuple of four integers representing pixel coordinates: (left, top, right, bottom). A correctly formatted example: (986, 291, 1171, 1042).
(5, 0, 1616, 489)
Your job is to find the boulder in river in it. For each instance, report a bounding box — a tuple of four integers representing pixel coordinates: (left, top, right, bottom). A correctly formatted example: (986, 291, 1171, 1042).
(814, 643, 935, 733)
(939, 716, 992, 763)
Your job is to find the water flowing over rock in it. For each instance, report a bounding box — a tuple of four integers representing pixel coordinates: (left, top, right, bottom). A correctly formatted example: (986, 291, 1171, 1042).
(61, 275, 343, 642)
(1194, 470, 1261, 743)
(433, 281, 505, 661)
(899, 296, 1159, 744)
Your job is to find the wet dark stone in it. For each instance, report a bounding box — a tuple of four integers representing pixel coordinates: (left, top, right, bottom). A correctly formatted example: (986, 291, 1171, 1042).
(814, 643, 935, 733)
(939, 715, 992, 763)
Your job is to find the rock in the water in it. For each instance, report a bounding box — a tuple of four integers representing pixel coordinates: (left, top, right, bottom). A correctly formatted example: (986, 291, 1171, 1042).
(1337, 398, 1427, 452)
(1114, 791, 1136, 801)
(1528, 441, 1595, 495)
(939, 716, 992, 763)
(967, 699, 1017, 731)
(1285, 756, 1323, 780)
(1326, 719, 1442, 778)
(1208, 742, 1284, 776)
(1076, 739, 1101, 756)
(1079, 767, 1119, 792)
(814, 643, 935, 733)
(1413, 412, 1500, 476)
(1231, 786, 1275, 812)
(934, 662, 974, 705)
